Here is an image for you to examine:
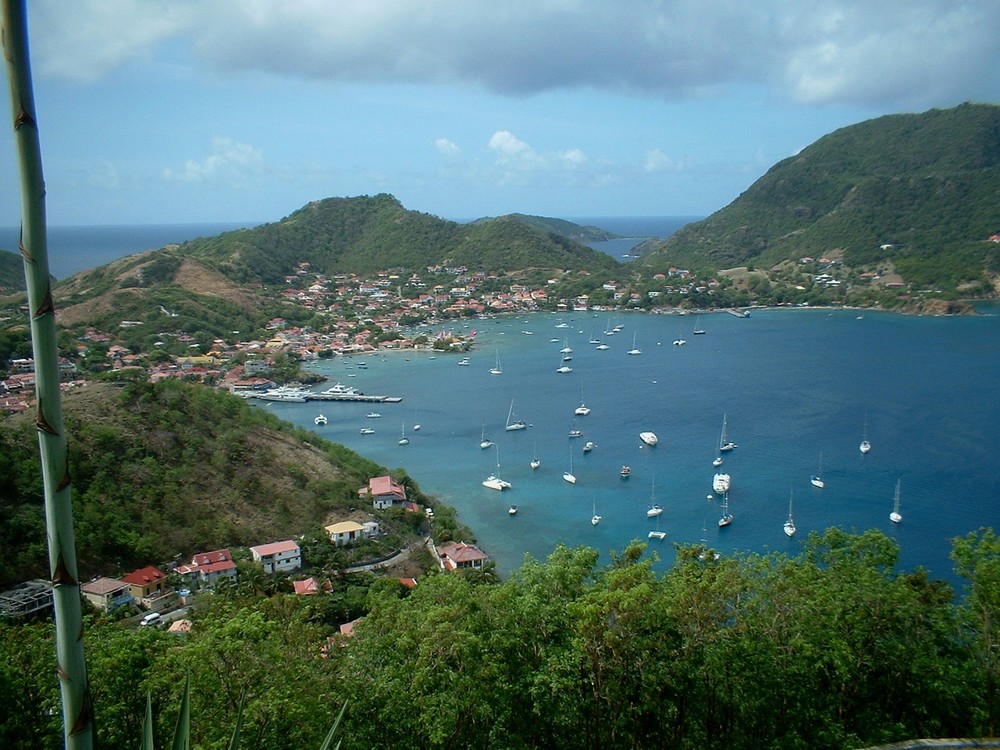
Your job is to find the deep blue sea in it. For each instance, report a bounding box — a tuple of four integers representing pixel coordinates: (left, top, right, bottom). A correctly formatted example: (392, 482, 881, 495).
(7, 220, 995, 588)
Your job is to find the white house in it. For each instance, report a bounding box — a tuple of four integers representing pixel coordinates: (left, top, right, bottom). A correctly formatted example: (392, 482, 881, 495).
(250, 540, 302, 574)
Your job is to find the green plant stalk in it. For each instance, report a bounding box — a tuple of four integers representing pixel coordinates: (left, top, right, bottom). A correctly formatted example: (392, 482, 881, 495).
(2, 2, 92, 748)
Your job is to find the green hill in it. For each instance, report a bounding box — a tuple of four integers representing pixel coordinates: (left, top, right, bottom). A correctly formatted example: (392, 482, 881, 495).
(187, 194, 620, 285)
(0, 379, 463, 587)
(473, 213, 619, 242)
(0, 248, 25, 295)
(639, 102, 1000, 293)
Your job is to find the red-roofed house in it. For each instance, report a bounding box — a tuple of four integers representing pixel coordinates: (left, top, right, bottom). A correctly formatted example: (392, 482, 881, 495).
(175, 549, 238, 589)
(438, 541, 489, 571)
(121, 566, 174, 610)
(293, 577, 332, 596)
(360, 475, 408, 510)
(250, 540, 302, 574)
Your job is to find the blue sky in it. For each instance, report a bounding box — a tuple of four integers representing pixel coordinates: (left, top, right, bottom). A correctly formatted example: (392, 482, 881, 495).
(2, 0, 999, 227)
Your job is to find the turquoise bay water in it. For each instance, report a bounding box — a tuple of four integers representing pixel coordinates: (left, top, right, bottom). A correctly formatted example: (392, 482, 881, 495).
(258, 306, 1000, 587)
(9, 220, 996, 586)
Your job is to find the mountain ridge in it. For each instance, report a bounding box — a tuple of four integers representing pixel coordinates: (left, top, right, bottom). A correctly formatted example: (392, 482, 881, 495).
(637, 103, 1000, 294)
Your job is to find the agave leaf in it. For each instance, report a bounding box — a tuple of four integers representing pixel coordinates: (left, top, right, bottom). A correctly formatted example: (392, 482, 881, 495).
(318, 701, 347, 750)
(170, 675, 191, 750)
(225, 686, 246, 750)
(142, 693, 154, 750)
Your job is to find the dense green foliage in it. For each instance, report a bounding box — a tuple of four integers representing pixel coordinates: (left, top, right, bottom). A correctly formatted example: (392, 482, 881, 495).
(0, 247, 24, 294)
(0, 380, 439, 586)
(185, 194, 620, 285)
(475, 213, 619, 242)
(641, 103, 1000, 293)
(6, 528, 1000, 748)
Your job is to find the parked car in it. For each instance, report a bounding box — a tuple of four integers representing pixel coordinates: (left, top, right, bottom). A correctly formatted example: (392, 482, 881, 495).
(140, 612, 161, 627)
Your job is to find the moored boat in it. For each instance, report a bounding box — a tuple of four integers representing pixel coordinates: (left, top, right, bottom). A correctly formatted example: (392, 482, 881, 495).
(639, 431, 658, 446)
(713, 472, 731, 494)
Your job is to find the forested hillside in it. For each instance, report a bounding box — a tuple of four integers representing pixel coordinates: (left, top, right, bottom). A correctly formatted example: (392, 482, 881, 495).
(4, 528, 1000, 749)
(640, 103, 1000, 294)
(186, 194, 620, 285)
(0, 248, 24, 294)
(0, 379, 449, 586)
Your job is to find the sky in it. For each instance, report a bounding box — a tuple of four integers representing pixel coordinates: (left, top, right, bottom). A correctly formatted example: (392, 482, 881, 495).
(2, 0, 999, 227)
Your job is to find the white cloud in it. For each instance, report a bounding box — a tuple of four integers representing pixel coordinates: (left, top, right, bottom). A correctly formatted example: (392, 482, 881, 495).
(31, 0, 195, 84)
(485, 131, 589, 177)
(643, 149, 689, 174)
(434, 138, 462, 158)
(163, 137, 264, 183)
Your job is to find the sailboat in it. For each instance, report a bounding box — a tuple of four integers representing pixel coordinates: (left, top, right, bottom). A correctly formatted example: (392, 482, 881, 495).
(627, 332, 641, 355)
(563, 447, 576, 484)
(480, 421, 494, 449)
(556, 347, 573, 373)
(890, 479, 903, 523)
(783, 490, 796, 537)
(505, 398, 527, 431)
(530, 441, 541, 470)
(575, 385, 591, 416)
(482, 445, 511, 490)
(860, 414, 871, 454)
(718, 413, 737, 452)
(398, 423, 409, 446)
(693, 315, 706, 335)
(489, 349, 502, 375)
(560, 339, 573, 355)
(699, 521, 721, 561)
(648, 511, 666, 540)
(646, 477, 663, 518)
(718, 491, 733, 527)
(810, 452, 825, 488)
(591, 499, 601, 526)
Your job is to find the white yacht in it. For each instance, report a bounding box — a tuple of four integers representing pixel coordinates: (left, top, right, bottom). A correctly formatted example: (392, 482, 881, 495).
(713, 472, 731, 494)
(639, 431, 658, 447)
(313, 414, 328, 426)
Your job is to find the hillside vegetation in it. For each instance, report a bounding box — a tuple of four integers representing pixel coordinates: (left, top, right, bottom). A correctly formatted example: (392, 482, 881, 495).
(186, 194, 620, 285)
(640, 102, 1000, 292)
(6, 529, 1000, 748)
(0, 248, 25, 295)
(0, 379, 453, 587)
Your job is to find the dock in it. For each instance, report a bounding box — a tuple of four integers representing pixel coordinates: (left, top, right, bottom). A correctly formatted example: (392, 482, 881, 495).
(308, 393, 402, 403)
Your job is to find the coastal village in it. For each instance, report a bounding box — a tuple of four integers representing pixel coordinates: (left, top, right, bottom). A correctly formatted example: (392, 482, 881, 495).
(0, 247, 931, 627)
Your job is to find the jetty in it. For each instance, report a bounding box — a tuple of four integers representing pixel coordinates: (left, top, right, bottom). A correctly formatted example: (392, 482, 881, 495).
(308, 392, 402, 403)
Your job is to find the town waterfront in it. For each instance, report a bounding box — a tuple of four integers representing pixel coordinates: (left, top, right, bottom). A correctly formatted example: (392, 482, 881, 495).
(250, 304, 1000, 587)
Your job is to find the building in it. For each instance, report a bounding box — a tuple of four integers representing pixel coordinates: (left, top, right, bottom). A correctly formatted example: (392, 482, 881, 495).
(0, 580, 53, 620)
(250, 540, 302, 574)
(81, 577, 133, 612)
(175, 549, 238, 589)
(359, 475, 407, 510)
(120, 566, 174, 610)
(437, 541, 489, 571)
(325, 520, 365, 546)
